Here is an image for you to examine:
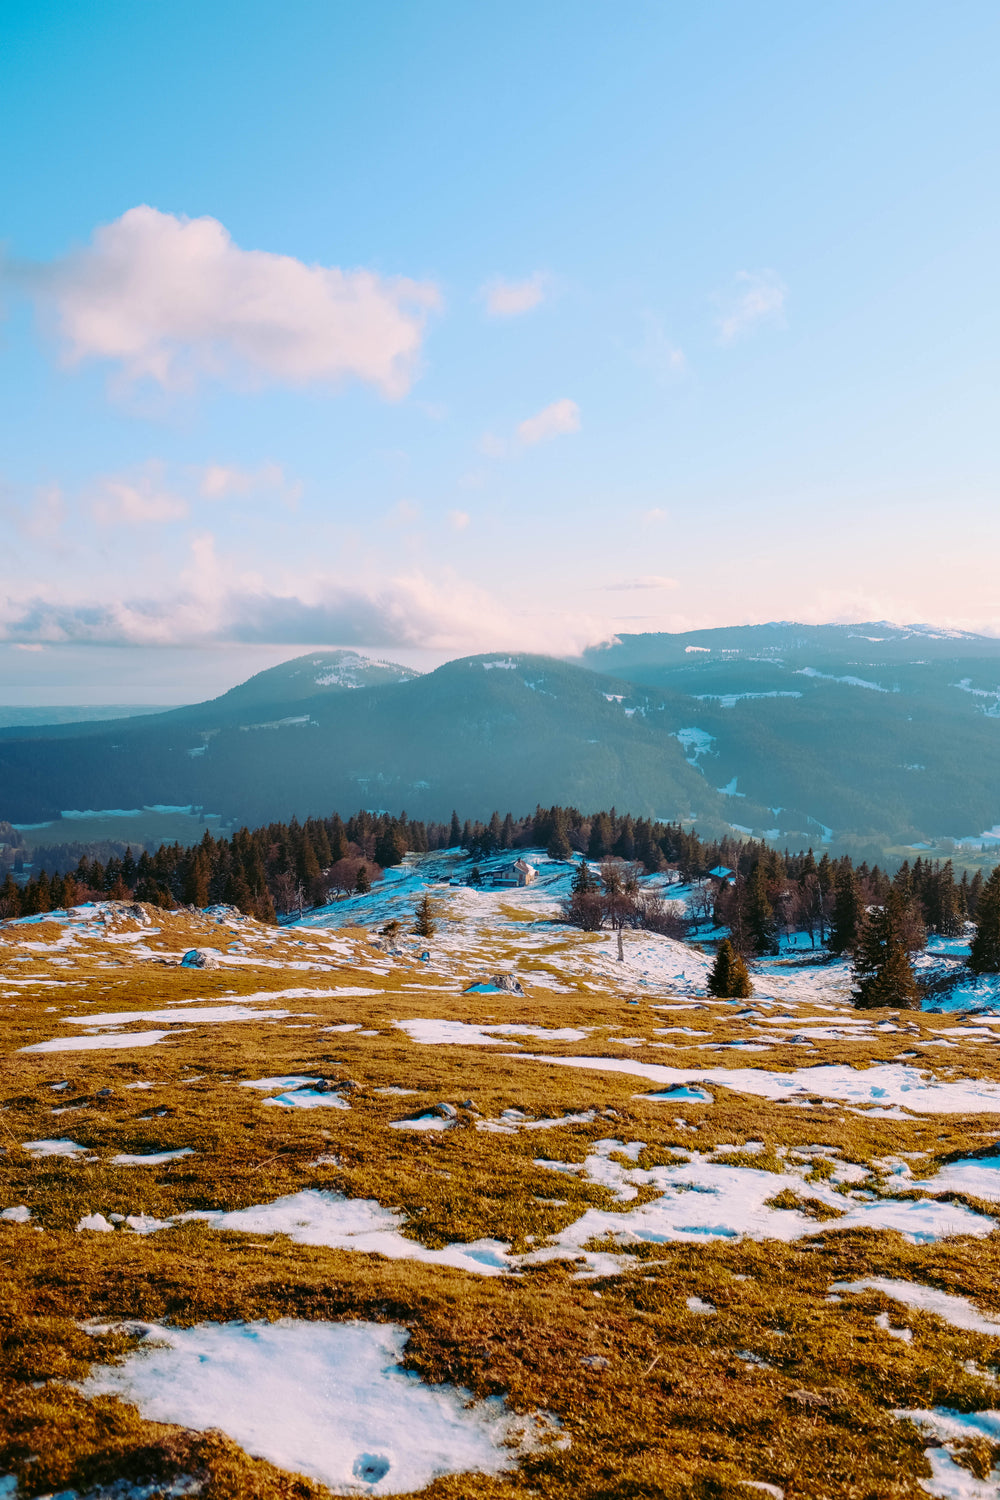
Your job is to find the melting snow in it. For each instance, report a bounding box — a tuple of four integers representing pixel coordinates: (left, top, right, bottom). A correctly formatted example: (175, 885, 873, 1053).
(395, 1019, 589, 1047)
(511, 1055, 1000, 1115)
(832, 1280, 1000, 1336)
(78, 1319, 535, 1495)
(21, 1030, 175, 1053)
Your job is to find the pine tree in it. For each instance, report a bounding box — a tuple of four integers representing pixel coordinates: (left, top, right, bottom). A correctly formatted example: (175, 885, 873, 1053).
(374, 821, 406, 869)
(829, 862, 864, 954)
(412, 894, 436, 938)
(934, 861, 962, 937)
(0, 873, 20, 919)
(969, 865, 1000, 974)
(448, 811, 462, 848)
(746, 862, 778, 955)
(707, 938, 753, 999)
(588, 812, 613, 859)
(547, 812, 573, 861)
(355, 864, 371, 894)
(572, 857, 597, 893)
(852, 891, 920, 1009)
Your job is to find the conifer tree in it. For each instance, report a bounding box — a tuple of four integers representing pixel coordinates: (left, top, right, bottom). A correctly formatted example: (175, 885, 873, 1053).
(354, 864, 371, 894)
(374, 821, 406, 869)
(829, 862, 864, 954)
(572, 857, 597, 893)
(852, 892, 920, 1009)
(448, 811, 462, 848)
(707, 938, 753, 999)
(969, 865, 1000, 974)
(588, 812, 613, 860)
(547, 813, 573, 861)
(746, 862, 778, 955)
(412, 894, 436, 938)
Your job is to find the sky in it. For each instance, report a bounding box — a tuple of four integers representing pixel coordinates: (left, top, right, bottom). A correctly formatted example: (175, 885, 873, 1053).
(1, 0, 998, 703)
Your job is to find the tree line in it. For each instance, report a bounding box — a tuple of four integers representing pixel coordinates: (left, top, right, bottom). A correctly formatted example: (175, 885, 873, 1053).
(2, 801, 999, 1005)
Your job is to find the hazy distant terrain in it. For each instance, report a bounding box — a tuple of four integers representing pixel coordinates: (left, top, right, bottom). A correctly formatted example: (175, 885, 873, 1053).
(0, 705, 170, 729)
(2, 629, 999, 861)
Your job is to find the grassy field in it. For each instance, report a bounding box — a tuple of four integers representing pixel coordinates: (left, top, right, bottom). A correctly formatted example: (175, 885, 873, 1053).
(2, 884, 1000, 1498)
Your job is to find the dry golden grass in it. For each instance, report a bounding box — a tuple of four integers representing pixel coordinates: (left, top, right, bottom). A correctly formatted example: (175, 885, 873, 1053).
(3, 898, 1000, 1497)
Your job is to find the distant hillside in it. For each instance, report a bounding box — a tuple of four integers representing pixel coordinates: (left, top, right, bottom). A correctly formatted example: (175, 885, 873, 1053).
(0, 653, 730, 833)
(580, 623, 1000, 855)
(3, 628, 1000, 860)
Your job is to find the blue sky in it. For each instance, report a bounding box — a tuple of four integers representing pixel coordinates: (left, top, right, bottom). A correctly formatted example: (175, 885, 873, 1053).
(2, 0, 998, 701)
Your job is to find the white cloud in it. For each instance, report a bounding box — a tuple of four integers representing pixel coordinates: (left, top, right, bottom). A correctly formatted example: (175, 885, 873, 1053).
(91, 463, 188, 526)
(26, 205, 441, 397)
(0, 550, 603, 656)
(715, 270, 787, 344)
(516, 398, 581, 447)
(198, 461, 300, 506)
(448, 509, 470, 530)
(482, 273, 547, 318)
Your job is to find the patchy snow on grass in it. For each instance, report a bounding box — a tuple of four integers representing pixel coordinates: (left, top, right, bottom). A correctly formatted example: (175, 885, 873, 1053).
(64, 1005, 295, 1027)
(894, 1410, 1000, 1498)
(239, 1075, 320, 1090)
(511, 1055, 1000, 1115)
(262, 1089, 350, 1111)
(77, 1318, 533, 1495)
(522, 1139, 994, 1272)
(916, 1153, 1000, 1202)
(395, 1019, 589, 1047)
(22, 1138, 91, 1158)
(833, 1280, 1000, 1336)
(20, 1030, 176, 1053)
(178, 1190, 515, 1275)
(389, 1113, 455, 1131)
(110, 1149, 195, 1166)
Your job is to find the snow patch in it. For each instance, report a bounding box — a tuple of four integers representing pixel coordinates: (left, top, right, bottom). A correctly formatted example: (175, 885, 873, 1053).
(78, 1319, 541, 1495)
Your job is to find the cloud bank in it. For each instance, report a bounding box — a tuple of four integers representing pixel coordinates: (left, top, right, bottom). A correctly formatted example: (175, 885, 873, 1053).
(0, 550, 601, 657)
(23, 206, 441, 396)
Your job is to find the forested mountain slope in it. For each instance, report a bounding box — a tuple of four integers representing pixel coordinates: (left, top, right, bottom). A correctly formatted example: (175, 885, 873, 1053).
(3, 628, 1000, 856)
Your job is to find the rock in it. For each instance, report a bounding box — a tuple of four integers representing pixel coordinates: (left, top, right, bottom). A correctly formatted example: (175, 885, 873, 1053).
(436, 1102, 458, 1119)
(96, 1087, 112, 1097)
(459, 1099, 479, 1113)
(580, 1355, 610, 1370)
(180, 949, 211, 968)
(786, 1387, 847, 1409)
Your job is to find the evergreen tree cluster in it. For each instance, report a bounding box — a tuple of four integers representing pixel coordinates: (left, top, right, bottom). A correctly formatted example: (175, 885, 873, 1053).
(0, 809, 456, 923)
